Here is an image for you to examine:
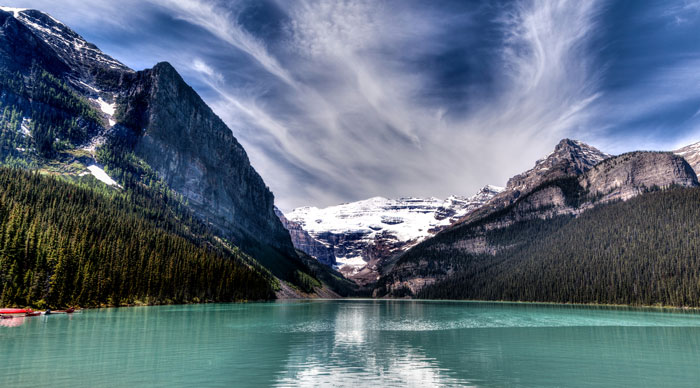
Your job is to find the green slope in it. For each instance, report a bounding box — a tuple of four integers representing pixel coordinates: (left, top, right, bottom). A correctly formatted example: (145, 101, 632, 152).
(0, 167, 276, 308)
(414, 187, 700, 307)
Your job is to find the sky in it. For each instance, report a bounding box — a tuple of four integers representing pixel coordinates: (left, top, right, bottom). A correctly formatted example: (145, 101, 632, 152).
(8, 0, 700, 210)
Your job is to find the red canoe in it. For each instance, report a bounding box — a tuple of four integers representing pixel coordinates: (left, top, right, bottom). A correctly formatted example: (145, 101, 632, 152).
(0, 308, 32, 314)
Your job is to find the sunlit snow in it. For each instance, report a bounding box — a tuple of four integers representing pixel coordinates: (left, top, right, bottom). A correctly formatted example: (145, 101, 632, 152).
(96, 98, 116, 126)
(287, 186, 503, 269)
(0, 7, 27, 17)
(87, 165, 121, 188)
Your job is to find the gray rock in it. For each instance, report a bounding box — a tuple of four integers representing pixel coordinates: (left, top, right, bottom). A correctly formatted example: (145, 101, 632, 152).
(115, 62, 297, 261)
(581, 152, 698, 202)
(275, 207, 336, 266)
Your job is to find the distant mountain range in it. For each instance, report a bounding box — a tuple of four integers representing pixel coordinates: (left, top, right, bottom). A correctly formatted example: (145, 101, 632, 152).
(281, 136, 700, 306)
(279, 186, 503, 284)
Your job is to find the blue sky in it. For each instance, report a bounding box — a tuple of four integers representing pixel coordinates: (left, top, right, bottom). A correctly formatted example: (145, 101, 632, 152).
(9, 0, 700, 210)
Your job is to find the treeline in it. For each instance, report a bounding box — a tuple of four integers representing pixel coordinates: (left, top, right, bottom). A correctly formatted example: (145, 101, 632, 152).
(417, 187, 700, 307)
(0, 168, 276, 308)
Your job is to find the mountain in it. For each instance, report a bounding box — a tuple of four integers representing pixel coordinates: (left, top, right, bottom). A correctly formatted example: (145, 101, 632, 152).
(376, 141, 699, 297)
(674, 141, 700, 175)
(0, 7, 334, 300)
(460, 139, 610, 224)
(283, 185, 502, 285)
(418, 186, 700, 306)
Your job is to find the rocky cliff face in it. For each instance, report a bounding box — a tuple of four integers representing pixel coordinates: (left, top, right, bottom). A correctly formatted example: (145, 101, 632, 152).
(275, 207, 336, 266)
(378, 143, 699, 296)
(581, 152, 698, 202)
(113, 63, 297, 262)
(465, 139, 610, 223)
(0, 7, 305, 284)
(0, 8, 68, 76)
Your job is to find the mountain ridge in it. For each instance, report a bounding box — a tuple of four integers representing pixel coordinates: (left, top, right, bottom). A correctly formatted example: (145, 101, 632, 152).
(0, 6, 335, 298)
(375, 142, 699, 296)
(282, 185, 502, 284)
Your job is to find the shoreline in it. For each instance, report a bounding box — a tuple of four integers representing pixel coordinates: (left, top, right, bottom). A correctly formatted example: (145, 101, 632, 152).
(6, 297, 700, 314)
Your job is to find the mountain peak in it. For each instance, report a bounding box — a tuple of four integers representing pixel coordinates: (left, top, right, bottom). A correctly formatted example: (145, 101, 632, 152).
(512, 138, 609, 190)
(0, 6, 131, 84)
(456, 138, 610, 225)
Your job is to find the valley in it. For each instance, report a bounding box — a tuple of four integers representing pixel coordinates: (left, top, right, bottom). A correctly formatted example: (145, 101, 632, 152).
(3, 5, 700, 310)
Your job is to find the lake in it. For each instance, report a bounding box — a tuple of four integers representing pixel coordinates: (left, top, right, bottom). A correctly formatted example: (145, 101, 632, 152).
(3, 299, 700, 387)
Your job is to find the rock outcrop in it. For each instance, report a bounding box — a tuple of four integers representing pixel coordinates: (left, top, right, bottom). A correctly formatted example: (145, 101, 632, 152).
(275, 207, 336, 266)
(581, 152, 698, 202)
(113, 62, 297, 263)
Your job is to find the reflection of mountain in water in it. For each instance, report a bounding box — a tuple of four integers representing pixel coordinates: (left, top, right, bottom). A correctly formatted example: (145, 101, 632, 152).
(273, 301, 475, 387)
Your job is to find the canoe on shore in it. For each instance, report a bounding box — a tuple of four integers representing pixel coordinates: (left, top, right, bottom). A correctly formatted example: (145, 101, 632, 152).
(0, 308, 33, 314)
(44, 308, 75, 315)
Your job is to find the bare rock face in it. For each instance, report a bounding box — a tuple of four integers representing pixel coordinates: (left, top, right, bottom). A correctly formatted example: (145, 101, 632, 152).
(507, 139, 609, 189)
(0, 9, 69, 76)
(275, 207, 336, 267)
(114, 63, 297, 264)
(463, 139, 609, 224)
(581, 152, 698, 202)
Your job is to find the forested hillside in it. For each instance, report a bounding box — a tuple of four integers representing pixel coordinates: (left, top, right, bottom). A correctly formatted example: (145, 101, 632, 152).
(0, 7, 341, 300)
(416, 187, 700, 307)
(0, 168, 276, 308)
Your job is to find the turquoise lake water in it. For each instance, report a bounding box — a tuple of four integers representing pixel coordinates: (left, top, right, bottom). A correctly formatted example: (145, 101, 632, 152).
(3, 299, 700, 387)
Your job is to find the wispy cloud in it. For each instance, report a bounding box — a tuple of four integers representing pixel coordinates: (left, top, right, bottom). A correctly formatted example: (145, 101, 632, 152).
(162, 0, 606, 209)
(17, 0, 699, 211)
(150, 0, 298, 87)
(665, 0, 700, 24)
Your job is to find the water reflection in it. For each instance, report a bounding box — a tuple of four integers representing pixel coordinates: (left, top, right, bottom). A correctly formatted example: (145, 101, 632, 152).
(274, 301, 475, 387)
(0, 316, 27, 327)
(3, 301, 700, 387)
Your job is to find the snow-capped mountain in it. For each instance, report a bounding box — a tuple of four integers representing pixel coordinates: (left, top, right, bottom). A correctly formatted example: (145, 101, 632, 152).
(0, 6, 130, 75)
(283, 185, 503, 283)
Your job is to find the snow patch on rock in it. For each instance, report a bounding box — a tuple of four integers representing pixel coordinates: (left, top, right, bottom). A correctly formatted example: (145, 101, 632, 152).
(0, 6, 27, 17)
(20, 117, 31, 136)
(95, 97, 116, 126)
(87, 165, 121, 188)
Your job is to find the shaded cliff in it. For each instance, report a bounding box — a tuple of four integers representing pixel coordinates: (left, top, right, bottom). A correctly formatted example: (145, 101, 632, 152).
(275, 207, 336, 266)
(113, 63, 297, 261)
(0, 7, 314, 290)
